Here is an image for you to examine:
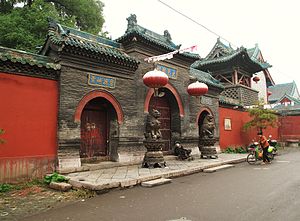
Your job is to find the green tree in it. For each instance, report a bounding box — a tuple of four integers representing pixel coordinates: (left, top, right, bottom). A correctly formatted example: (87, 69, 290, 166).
(243, 101, 278, 133)
(0, 0, 105, 52)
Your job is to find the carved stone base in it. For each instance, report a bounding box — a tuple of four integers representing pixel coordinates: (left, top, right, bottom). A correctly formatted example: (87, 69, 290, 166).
(200, 146, 218, 159)
(199, 138, 218, 159)
(142, 140, 166, 168)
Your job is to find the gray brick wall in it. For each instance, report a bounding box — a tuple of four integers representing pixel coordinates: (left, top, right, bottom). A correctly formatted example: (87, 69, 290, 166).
(57, 47, 222, 162)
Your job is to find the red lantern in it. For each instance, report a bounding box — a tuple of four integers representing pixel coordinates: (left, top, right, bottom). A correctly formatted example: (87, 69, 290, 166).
(187, 81, 208, 96)
(253, 76, 260, 83)
(267, 91, 272, 96)
(143, 69, 169, 88)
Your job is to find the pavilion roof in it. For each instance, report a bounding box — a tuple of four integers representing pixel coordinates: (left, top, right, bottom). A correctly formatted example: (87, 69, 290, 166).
(192, 38, 271, 73)
(116, 14, 200, 60)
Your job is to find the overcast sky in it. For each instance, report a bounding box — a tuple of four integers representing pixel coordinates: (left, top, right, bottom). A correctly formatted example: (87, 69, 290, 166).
(101, 0, 300, 88)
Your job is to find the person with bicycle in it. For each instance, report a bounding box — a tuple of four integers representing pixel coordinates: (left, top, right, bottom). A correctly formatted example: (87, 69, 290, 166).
(258, 131, 271, 164)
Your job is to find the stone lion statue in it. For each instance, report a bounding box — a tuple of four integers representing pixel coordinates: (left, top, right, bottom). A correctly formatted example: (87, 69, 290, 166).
(144, 109, 162, 140)
(200, 114, 215, 139)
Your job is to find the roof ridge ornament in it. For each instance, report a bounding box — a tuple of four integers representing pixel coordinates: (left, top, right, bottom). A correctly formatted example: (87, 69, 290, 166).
(126, 14, 137, 31)
(164, 30, 172, 42)
(47, 17, 70, 37)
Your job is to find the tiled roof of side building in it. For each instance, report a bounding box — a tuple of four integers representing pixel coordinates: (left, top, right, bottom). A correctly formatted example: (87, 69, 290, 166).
(192, 47, 271, 71)
(268, 81, 298, 102)
(192, 39, 271, 72)
(116, 14, 200, 60)
(274, 92, 300, 105)
(40, 18, 139, 69)
(0, 46, 61, 70)
(189, 68, 224, 89)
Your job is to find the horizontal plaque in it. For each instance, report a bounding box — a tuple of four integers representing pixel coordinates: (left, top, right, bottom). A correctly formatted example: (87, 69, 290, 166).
(156, 64, 177, 79)
(88, 73, 116, 88)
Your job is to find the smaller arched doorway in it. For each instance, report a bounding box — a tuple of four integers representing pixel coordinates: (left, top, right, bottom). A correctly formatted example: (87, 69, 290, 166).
(79, 97, 119, 160)
(75, 90, 123, 161)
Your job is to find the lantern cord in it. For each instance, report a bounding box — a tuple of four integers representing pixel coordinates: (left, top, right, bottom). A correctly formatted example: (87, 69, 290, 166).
(157, 0, 237, 48)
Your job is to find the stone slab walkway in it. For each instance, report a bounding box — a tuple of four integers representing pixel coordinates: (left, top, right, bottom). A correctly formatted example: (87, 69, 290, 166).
(66, 153, 246, 191)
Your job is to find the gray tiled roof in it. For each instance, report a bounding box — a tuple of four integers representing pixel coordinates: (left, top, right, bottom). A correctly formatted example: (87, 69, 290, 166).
(268, 82, 298, 103)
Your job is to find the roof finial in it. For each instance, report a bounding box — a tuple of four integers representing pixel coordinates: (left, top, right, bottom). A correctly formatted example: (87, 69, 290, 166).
(164, 30, 172, 42)
(126, 14, 137, 31)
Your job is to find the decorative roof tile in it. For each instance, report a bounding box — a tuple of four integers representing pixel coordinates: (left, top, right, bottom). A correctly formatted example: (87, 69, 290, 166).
(0, 46, 61, 70)
(189, 68, 224, 89)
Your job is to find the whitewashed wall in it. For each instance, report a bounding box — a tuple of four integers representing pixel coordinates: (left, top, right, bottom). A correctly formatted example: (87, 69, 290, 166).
(251, 71, 267, 103)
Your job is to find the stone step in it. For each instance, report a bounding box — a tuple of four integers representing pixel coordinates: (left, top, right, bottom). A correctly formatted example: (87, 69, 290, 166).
(203, 164, 234, 173)
(141, 178, 172, 187)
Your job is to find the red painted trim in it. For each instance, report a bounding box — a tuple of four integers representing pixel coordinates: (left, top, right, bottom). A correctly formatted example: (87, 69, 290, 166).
(74, 90, 124, 124)
(196, 107, 213, 125)
(144, 83, 185, 117)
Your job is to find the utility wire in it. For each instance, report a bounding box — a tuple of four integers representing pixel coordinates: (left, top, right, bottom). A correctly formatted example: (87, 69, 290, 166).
(157, 0, 237, 48)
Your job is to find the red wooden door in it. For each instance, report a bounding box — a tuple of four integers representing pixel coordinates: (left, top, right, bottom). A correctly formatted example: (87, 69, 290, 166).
(80, 108, 107, 158)
(149, 96, 171, 151)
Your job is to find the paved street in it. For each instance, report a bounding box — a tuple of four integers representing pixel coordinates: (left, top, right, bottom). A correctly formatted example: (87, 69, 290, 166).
(23, 148, 300, 221)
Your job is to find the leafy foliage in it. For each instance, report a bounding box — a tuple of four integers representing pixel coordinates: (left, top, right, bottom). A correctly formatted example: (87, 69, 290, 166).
(0, 0, 105, 52)
(243, 101, 278, 133)
(224, 147, 247, 154)
(44, 172, 69, 184)
(0, 183, 13, 193)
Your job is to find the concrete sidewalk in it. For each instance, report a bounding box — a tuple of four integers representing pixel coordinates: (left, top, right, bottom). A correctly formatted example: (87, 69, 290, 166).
(66, 153, 247, 191)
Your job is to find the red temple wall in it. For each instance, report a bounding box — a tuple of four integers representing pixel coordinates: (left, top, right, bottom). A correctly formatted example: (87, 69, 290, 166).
(279, 116, 300, 140)
(0, 73, 58, 182)
(219, 107, 279, 149)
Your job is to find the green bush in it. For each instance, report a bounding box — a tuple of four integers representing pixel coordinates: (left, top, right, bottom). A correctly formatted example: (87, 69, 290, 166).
(224, 146, 247, 154)
(0, 183, 13, 193)
(44, 172, 69, 184)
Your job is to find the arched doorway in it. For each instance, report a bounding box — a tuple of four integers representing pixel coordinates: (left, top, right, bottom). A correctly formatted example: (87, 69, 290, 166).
(148, 88, 181, 152)
(80, 97, 117, 160)
(197, 108, 214, 138)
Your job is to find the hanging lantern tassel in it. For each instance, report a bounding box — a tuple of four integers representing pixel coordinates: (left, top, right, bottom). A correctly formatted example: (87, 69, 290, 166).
(187, 81, 208, 100)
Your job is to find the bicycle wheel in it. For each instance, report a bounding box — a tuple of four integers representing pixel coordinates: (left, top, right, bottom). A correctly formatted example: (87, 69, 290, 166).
(247, 153, 256, 165)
